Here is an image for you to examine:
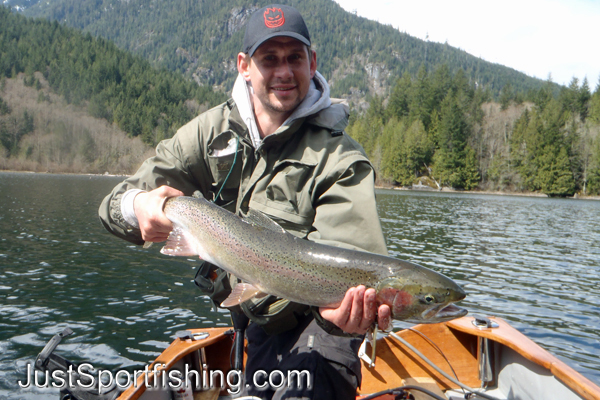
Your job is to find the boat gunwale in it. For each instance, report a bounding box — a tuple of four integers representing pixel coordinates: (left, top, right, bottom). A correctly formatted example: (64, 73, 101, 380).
(446, 316, 600, 400)
(117, 327, 231, 400)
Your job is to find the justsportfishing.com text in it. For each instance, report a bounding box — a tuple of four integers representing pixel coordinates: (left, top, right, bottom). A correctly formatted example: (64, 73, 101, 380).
(18, 362, 312, 395)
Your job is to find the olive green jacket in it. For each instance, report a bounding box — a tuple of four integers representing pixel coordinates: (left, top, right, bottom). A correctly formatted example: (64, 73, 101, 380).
(99, 98, 386, 253)
(98, 97, 387, 333)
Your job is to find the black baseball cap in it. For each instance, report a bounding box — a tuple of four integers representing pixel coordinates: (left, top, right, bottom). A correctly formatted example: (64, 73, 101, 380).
(242, 4, 311, 56)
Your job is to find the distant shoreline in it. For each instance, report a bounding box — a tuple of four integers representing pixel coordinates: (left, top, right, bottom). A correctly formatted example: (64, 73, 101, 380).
(3, 169, 599, 201)
(0, 169, 129, 178)
(376, 184, 600, 201)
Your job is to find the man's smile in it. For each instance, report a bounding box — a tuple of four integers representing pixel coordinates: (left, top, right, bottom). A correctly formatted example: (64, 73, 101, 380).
(271, 84, 297, 92)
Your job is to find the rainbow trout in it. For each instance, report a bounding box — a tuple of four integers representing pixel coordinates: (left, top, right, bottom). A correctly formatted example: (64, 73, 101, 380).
(160, 196, 467, 323)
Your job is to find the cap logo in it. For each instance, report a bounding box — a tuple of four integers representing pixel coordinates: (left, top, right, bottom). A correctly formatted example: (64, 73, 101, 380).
(264, 7, 285, 28)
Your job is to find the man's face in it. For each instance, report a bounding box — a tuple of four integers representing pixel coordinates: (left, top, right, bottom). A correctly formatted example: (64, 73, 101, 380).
(238, 36, 317, 120)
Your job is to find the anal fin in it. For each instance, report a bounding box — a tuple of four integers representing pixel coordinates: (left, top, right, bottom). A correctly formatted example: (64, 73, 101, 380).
(221, 283, 267, 308)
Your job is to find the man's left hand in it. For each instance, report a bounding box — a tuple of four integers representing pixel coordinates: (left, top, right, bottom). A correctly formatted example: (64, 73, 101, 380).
(319, 285, 391, 335)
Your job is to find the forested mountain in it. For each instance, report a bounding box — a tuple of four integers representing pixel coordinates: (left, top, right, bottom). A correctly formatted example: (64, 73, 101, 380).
(0, 6, 225, 173)
(19, 0, 557, 102)
(1, 7, 224, 142)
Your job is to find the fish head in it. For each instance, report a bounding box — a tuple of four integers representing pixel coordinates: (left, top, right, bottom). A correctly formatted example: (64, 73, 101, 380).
(375, 269, 467, 324)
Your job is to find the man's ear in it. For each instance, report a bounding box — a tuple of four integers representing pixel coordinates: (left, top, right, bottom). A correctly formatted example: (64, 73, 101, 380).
(309, 49, 317, 79)
(237, 52, 251, 81)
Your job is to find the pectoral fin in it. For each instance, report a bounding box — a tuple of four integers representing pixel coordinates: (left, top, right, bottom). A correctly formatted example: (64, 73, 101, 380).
(221, 283, 268, 307)
(160, 227, 198, 257)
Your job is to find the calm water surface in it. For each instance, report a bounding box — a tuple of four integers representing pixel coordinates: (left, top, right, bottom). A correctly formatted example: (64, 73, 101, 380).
(0, 172, 599, 398)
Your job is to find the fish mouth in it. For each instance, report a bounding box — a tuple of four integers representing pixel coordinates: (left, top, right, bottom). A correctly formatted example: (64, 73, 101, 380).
(433, 303, 468, 321)
(414, 303, 468, 324)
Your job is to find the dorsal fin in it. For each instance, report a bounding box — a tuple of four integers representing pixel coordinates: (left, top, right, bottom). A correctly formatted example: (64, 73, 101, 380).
(242, 209, 286, 234)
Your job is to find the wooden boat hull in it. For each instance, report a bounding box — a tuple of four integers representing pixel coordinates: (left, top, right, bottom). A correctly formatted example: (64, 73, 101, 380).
(359, 316, 600, 400)
(110, 316, 600, 400)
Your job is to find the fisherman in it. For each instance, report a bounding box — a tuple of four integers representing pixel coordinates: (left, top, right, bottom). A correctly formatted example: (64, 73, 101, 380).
(99, 4, 390, 399)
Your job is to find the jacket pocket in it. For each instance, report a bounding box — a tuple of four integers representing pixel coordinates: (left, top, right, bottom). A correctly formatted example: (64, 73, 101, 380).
(207, 131, 242, 204)
(262, 159, 317, 222)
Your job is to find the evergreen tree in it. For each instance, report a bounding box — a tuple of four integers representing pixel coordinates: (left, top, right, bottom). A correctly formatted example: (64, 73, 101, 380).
(578, 77, 592, 121)
(533, 75, 554, 111)
(404, 119, 434, 176)
(499, 83, 514, 110)
(463, 146, 481, 190)
(380, 118, 410, 185)
(560, 77, 581, 116)
(408, 65, 433, 129)
(380, 118, 434, 185)
(510, 108, 539, 191)
(535, 146, 576, 196)
(431, 91, 473, 188)
(385, 72, 411, 121)
(586, 134, 600, 195)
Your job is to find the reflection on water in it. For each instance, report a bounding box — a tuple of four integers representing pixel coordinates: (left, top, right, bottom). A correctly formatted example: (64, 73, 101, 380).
(0, 173, 598, 398)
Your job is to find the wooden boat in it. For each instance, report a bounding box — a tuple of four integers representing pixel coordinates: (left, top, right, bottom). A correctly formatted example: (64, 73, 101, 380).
(37, 315, 600, 400)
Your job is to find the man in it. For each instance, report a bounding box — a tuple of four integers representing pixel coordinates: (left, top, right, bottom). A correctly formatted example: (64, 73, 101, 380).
(99, 5, 390, 399)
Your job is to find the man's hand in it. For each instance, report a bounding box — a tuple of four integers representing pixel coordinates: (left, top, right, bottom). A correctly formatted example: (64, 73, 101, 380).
(133, 186, 184, 242)
(319, 285, 391, 335)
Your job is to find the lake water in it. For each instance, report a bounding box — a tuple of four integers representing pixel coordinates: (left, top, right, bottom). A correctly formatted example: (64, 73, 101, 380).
(0, 172, 599, 398)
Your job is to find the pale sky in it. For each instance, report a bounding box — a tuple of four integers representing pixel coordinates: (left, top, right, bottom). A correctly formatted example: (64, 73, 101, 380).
(333, 0, 600, 88)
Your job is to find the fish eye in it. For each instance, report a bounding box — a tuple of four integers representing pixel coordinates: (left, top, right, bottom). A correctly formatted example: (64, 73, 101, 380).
(424, 294, 435, 304)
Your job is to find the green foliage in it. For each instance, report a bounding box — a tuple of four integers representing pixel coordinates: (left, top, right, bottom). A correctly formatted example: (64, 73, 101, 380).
(534, 146, 576, 196)
(332, 71, 367, 96)
(589, 84, 600, 124)
(0, 6, 225, 145)
(530, 76, 555, 111)
(507, 97, 582, 196)
(385, 73, 411, 121)
(462, 146, 480, 190)
(350, 63, 600, 196)
(23, 73, 39, 88)
(586, 134, 600, 194)
(429, 89, 481, 189)
(347, 105, 383, 157)
(499, 83, 515, 110)
(349, 65, 482, 188)
(380, 118, 434, 186)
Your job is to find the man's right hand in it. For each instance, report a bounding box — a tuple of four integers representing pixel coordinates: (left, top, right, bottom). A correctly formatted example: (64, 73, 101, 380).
(133, 186, 184, 242)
